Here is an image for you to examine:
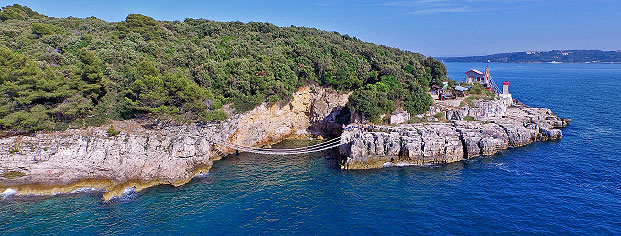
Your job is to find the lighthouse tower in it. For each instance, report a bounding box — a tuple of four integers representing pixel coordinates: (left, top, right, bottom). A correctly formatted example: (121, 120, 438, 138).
(485, 66, 490, 85)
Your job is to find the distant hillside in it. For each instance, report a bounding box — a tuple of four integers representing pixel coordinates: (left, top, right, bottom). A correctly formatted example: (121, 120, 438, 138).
(439, 50, 621, 63)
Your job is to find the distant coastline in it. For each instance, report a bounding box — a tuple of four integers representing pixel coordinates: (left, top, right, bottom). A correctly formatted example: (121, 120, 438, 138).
(438, 50, 621, 63)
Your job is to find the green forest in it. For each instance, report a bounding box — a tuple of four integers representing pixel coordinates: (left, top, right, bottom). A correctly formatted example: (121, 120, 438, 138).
(0, 4, 446, 133)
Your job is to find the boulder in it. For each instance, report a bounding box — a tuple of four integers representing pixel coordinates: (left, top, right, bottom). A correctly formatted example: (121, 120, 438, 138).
(390, 111, 410, 124)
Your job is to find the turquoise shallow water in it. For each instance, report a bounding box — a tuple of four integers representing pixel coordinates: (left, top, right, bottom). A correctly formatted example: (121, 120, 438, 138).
(1, 63, 620, 235)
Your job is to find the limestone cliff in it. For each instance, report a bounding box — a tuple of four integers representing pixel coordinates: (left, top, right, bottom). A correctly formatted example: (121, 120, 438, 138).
(0, 86, 350, 199)
(339, 98, 569, 169)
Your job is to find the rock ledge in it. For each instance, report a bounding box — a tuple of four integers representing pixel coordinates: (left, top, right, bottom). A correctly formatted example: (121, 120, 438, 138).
(339, 98, 568, 169)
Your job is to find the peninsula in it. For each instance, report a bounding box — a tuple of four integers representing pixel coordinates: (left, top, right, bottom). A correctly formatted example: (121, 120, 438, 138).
(0, 5, 568, 200)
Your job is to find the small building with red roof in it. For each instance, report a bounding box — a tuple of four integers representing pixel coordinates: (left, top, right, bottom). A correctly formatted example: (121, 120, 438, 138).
(465, 68, 489, 85)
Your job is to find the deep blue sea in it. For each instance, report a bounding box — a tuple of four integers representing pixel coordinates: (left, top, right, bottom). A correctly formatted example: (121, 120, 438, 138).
(1, 63, 620, 235)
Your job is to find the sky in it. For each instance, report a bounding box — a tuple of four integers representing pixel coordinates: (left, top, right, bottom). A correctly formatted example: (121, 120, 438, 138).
(4, 0, 620, 57)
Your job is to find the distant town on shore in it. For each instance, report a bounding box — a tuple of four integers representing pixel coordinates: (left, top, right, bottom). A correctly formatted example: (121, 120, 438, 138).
(438, 50, 621, 63)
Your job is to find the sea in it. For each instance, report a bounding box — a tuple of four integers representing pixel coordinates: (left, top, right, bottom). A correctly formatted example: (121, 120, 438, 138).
(1, 63, 620, 235)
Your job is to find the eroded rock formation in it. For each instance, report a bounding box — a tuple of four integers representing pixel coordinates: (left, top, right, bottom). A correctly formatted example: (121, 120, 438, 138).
(339, 98, 569, 169)
(0, 86, 350, 199)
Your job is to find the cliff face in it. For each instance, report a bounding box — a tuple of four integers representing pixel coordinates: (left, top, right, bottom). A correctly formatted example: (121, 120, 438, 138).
(0, 85, 570, 198)
(0, 86, 350, 199)
(339, 98, 569, 169)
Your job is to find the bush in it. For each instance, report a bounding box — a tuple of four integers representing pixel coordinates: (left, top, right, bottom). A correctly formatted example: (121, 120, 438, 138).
(464, 115, 475, 121)
(232, 95, 263, 113)
(348, 75, 432, 121)
(107, 125, 120, 136)
(31, 23, 61, 37)
(347, 80, 396, 122)
(0, 4, 42, 21)
(9, 147, 19, 154)
(468, 82, 493, 97)
(199, 110, 228, 122)
(434, 112, 443, 119)
(403, 87, 432, 115)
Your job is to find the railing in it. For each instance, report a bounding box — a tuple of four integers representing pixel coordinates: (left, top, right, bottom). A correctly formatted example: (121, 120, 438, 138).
(488, 77, 501, 94)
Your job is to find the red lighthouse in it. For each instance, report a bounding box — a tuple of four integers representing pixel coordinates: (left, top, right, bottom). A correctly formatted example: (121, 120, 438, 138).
(503, 81, 509, 94)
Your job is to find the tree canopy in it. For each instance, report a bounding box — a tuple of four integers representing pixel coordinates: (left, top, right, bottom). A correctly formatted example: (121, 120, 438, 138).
(0, 4, 447, 132)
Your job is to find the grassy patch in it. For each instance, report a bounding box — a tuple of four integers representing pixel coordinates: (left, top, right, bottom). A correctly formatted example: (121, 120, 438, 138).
(9, 147, 20, 154)
(465, 95, 494, 107)
(107, 125, 120, 137)
(199, 110, 228, 122)
(1, 171, 27, 179)
(408, 116, 427, 124)
(463, 115, 475, 121)
(434, 112, 443, 119)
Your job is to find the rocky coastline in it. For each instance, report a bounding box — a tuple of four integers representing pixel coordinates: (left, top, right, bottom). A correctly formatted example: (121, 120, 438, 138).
(0, 87, 569, 200)
(0, 86, 350, 200)
(338, 94, 569, 169)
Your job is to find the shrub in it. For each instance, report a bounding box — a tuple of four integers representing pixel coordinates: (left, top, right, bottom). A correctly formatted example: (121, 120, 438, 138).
(233, 95, 263, 113)
(408, 116, 426, 124)
(464, 115, 475, 121)
(0, 4, 42, 21)
(465, 94, 494, 107)
(107, 125, 120, 136)
(348, 75, 433, 121)
(9, 147, 19, 154)
(468, 82, 493, 97)
(31, 23, 61, 37)
(403, 87, 432, 115)
(199, 110, 228, 122)
(347, 82, 396, 122)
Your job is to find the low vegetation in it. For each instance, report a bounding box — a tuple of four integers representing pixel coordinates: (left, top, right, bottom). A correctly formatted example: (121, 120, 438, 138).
(468, 82, 494, 97)
(106, 125, 120, 136)
(347, 75, 433, 122)
(9, 147, 20, 154)
(434, 112, 443, 119)
(463, 115, 475, 121)
(461, 82, 495, 107)
(0, 170, 27, 179)
(0, 4, 446, 133)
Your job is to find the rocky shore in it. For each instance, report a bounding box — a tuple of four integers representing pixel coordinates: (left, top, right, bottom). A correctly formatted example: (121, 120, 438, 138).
(338, 95, 569, 169)
(0, 86, 349, 200)
(0, 87, 569, 200)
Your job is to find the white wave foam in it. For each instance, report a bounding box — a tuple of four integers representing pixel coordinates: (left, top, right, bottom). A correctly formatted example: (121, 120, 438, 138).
(1, 188, 17, 199)
(382, 162, 393, 167)
(122, 186, 136, 196)
(70, 187, 103, 194)
(194, 172, 209, 178)
(395, 162, 412, 167)
(107, 186, 137, 203)
(381, 162, 431, 168)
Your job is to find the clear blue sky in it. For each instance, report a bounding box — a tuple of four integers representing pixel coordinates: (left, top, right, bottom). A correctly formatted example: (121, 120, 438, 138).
(5, 0, 620, 57)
